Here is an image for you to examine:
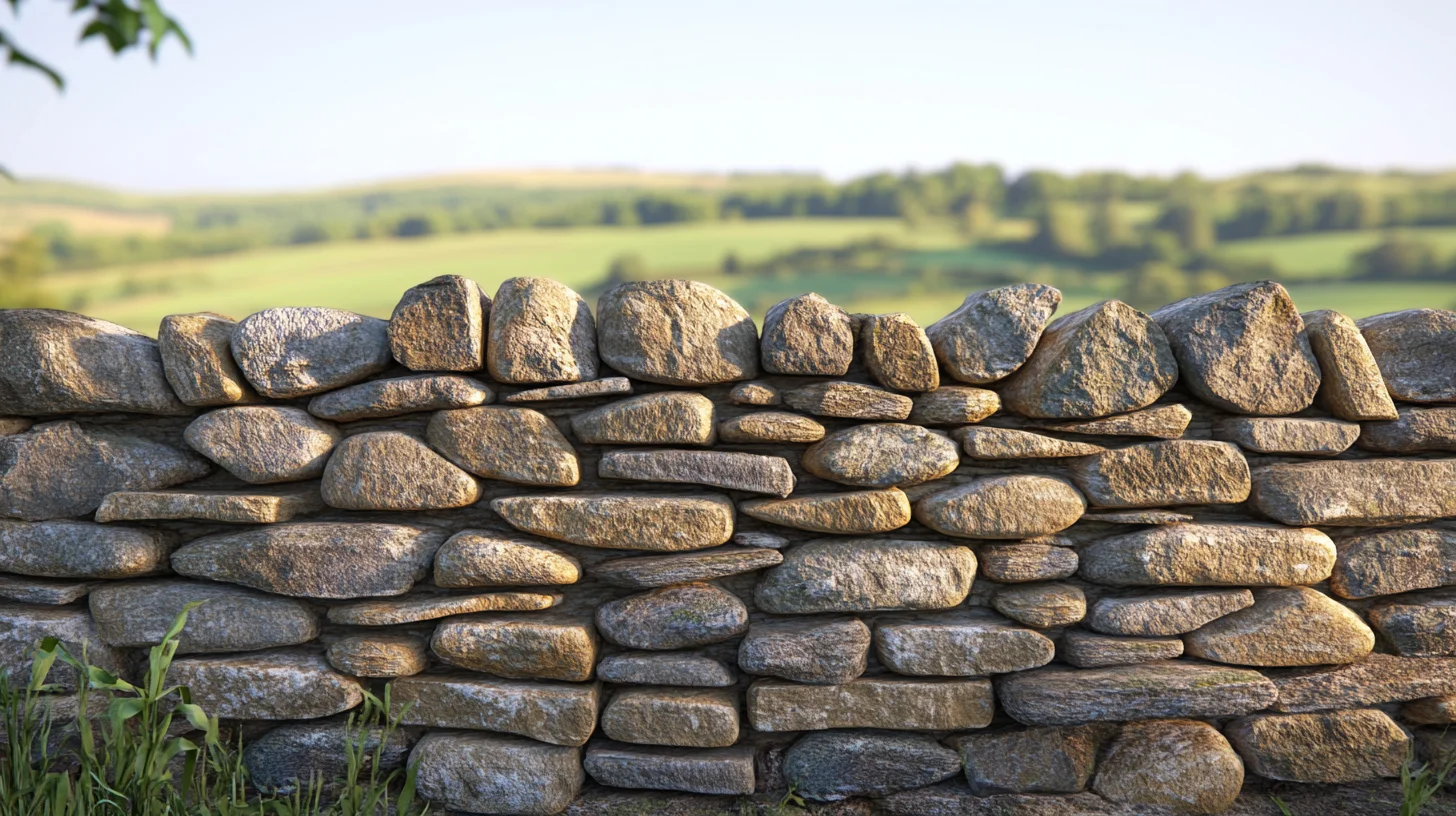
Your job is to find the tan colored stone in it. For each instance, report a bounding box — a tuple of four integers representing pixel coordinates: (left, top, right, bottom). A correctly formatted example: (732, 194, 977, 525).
(803, 423, 960, 487)
(1359, 406, 1456, 453)
(998, 662, 1278, 725)
(1275, 654, 1456, 713)
(572, 392, 715, 445)
(487, 276, 598, 383)
(1070, 440, 1250, 508)
(1184, 587, 1373, 666)
(599, 449, 794, 496)
(907, 387, 1001, 425)
(756, 539, 975, 613)
(954, 427, 1103, 459)
(1086, 589, 1255, 636)
(717, 411, 825, 443)
(306, 374, 492, 421)
(1302, 309, 1399, 420)
(782, 381, 912, 420)
(0, 418, 33, 435)
(170, 651, 364, 720)
(602, 687, 739, 748)
(1046, 402, 1193, 438)
(0, 520, 173, 579)
(1061, 630, 1184, 668)
(875, 611, 1054, 676)
(491, 492, 733, 551)
(184, 406, 340, 484)
(325, 634, 428, 677)
(978, 544, 1079, 582)
(328, 591, 559, 625)
(233, 307, 391, 397)
(433, 531, 581, 587)
(430, 614, 596, 681)
(426, 406, 579, 486)
(738, 618, 870, 685)
(1368, 589, 1456, 657)
(597, 279, 759, 385)
(387, 275, 487, 372)
(410, 732, 582, 815)
(158, 312, 259, 406)
(90, 579, 318, 653)
(739, 488, 910, 534)
(1079, 523, 1335, 587)
(992, 583, 1085, 628)
(747, 677, 994, 731)
(863, 312, 939, 391)
(390, 674, 599, 746)
(729, 380, 780, 405)
(96, 486, 322, 524)
(322, 431, 481, 510)
(760, 293, 854, 376)
(1358, 308, 1456, 402)
(1092, 719, 1243, 814)
(504, 376, 631, 402)
(1217, 416, 1359, 455)
(596, 583, 748, 649)
(1403, 694, 1456, 725)
(596, 652, 735, 687)
(956, 724, 1109, 794)
(928, 284, 1062, 384)
(1227, 709, 1407, 783)
(915, 476, 1085, 539)
(589, 548, 782, 588)
(1250, 458, 1456, 526)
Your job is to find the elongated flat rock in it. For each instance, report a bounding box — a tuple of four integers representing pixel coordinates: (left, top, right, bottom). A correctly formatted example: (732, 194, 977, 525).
(1070, 441, 1250, 508)
(1046, 403, 1193, 439)
(782, 381, 912, 420)
(599, 449, 794, 496)
(747, 677, 994, 731)
(585, 743, 755, 796)
(992, 583, 1086, 628)
(589, 548, 782, 588)
(1061, 630, 1184, 668)
(504, 377, 632, 402)
(0, 575, 100, 605)
(0, 520, 173, 579)
(433, 531, 581, 587)
(1357, 308, 1456, 402)
(487, 276, 599, 384)
(803, 423, 960, 488)
(1271, 654, 1456, 713)
(738, 618, 870, 685)
(928, 284, 1061, 384)
(427, 406, 579, 486)
(596, 583, 748, 649)
(717, 411, 825, 443)
(906, 386, 1001, 425)
(571, 392, 715, 445)
(1086, 589, 1255, 636)
(390, 674, 599, 746)
(233, 307, 391, 398)
(410, 732, 582, 815)
(914, 476, 1085, 539)
(183, 406, 339, 484)
(954, 427, 1103, 459)
(387, 275, 487, 372)
(430, 614, 596, 681)
(321, 431, 480, 510)
(306, 374, 492, 421)
(96, 487, 322, 524)
(601, 687, 739, 748)
(1217, 417, 1359, 456)
(597, 280, 759, 385)
(491, 492, 733, 551)
(0, 603, 127, 691)
(326, 634, 428, 677)
(1302, 309, 1399, 421)
(158, 312, 259, 406)
(739, 488, 910, 534)
(997, 662, 1278, 725)
(1227, 710, 1407, 783)
(1358, 406, 1456, 453)
(596, 652, 735, 687)
(875, 611, 1055, 676)
(756, 539, 975, 614)
(170, 651, 364, 720)
(1082, 509, 1194, 524)
(89, 579, 318, 653)
(1250, 458, 1456, 526)
(326, 591, 559, 625)
(978, 543, 1079, 582)
(863, 312, 939, 392)
(786, 730, 961, 802)
(1184, 587, 1374, 666)
(1079, 523, 1334, 587)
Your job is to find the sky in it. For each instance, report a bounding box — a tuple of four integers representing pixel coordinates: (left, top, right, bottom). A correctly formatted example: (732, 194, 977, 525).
(1, 0, 1454, 193)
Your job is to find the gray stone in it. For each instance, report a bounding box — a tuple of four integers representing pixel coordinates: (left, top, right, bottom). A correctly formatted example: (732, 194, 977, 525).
(1061, 630, 1184, 668)
(733, 531, 788, 549)
(244, 720, 411, 795)
(977, 544, 1079, 582)
(601, 687, 739, 748)
(488, 276, 598, 383)
(427, 406, 580, 486)
(1359, 406, 1456, 452)
(0, 520, 173, 578)
(1250, 458, 1456, 526)
(584, 742, 755, 796)
(596, 583, 748, 650)
(329, 591, 560, 625)
(158, 312, 260, 406)
(572, 392, 716, 445)
(233, 307, 392, 398)
(927, 284, 1062, 385)
(785, 730, 960, 802)
(1086, 589, 1256, 636)
(717, 411, 826, 443)
(992, 583, 1085, 628)
(599, 449, 794, 496)
(956, 724, 1110, 795)
(1357, 308, 1456, 402)
(170, 651, 364, 720)
(875, 611, 1055, 675)
(306, 374, 492, 421)
(321, 431, 481, 510)
(1078, 523, 1335, 587)
(914, 476, 1085, 539)
(729, 380, 780, 406)
(387, 275, 487, 372)
(755, 539, 975, 614)
(1217, 416, 1359, 455)
(997, 662, 1278, 725)
(597, 279, 759, 385)
(590, 548, 782, 588)
(738, 618, 870, 684)
(739, 488, 910, 534)
(390, 674, 599, 746)
(1227, 709, 1408, 783)
(747, 676, 995, 731)
(1183, 586, 1374, 666)
(954, 427, 1103, 459)
(1368, 589, 1456, 657)
(803, 423, 960, 488)
(596, 652, 734, 687)
(782, 381, 912, 420)
(1045, 403, 1193, 439)
(325, 634, 428, 677)
(1271, 654, 1456, 713)
(89, 579, 318, 653)
(1069, 440, 1250, 508)
(95, 486, 322, 524)
(492, 492, 733, 551)
(183, 406, 340, 484)
(1302, 310, 1400, 421)
(907, 387, 1001, 425)
(410, 732, 582, 815)
(761, 293, 854, 376)
(433, 531, 582, 587)
(430, 614, 596, 681)
(0, 603, 127, 692)
(1091, 719, 1244, 814)
(863, 313, 939, 392)
(0, 575, 100, 605)
(505, 376, 632, 403)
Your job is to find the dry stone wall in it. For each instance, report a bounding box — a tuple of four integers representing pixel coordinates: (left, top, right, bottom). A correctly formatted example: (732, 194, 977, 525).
(3, 277, 1456, 814)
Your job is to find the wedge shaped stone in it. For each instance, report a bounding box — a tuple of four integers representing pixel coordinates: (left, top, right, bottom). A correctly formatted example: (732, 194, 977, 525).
(1359, 406, 1456, 453)
(738, 618, 870, 685)
(760, 292, 853, 376)
(0, 603, 127, 692)
(747, 677, 994, 731)
(1271, 654, 1456, 713)
(1357, 308, 1456, 402)
(596, 584, 748, 650)
(914, 475, 1085, 539)
(1302, 309, 1399, 421)
(1217, 416, 1359, 456)
(956, 724, 1109, 795)
(158, 312, 259, 406)
(504, 376, 631, 402)
(863, 312, 939, 392)
(306, 374, 492, 421)
(1079, 523, 1335, 587)
(571, 392, 715, 445)
(1184, 587, 1374, 666)
(389, 674, 599, 746)
(326, 634, 428, 678)
(590, 548, 781, 588)
(597, 279, 759, 385)
(875, 611, 1054, 676)
(601, 687, 739, 748)
(170, 651, 363, 720)
(430, 614, 596, 681)
(927, 284, 1061, 384)
(1086, 589, 1255, 636)
(600, 449, 793, 496)
(1368, 590, 1456, 657)
(907, 387, 1001, 425)
(433, 531, 581, 587)
(1061, 630, 1183, 668)
(0, 575, 100, 605)
(1227, 709, 1407, 783)
(997, 662, 1278, 725)
(755, 539, 975, 614)
(739, 488, 910, 534)
(978, 544, 1079, 582)
(1070, 440, 1250, 508)
(1045, 403, 1193, 439)
(89, 579, 318, 653)
(585, 742, 755, 796)
(427, 406, 579, 486)
(785, 730, 960, 802)
(954, 427, 1103, 459)
(410, 732, 581, 816)
(233, 307, 391, 398)
(717, 411, 825, 443)
(1091, 719, 1243, 815)
(328, 591, 560, 625)
(992, 583, 1085, 628)
(387, 275, 487, 372)
(802, 423, 960, 488)
(488, 276, 598, 383)
(491, 492, 733, 551)
(729, 380, 779, 406)
(596, 652, 735, 687)
(781, 381, 912, 420)
(183, 406, 339, 484)
(0, 520, 173, 579)
(321, 431, 480, 510)
(95, 487, 322, 524)
(1250, 458, 1456, 526)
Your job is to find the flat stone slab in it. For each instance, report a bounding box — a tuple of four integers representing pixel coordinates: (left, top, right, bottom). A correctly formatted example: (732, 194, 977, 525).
(1078, 523, 1335, 586)
(571, 392, 716, 446)
(589, 548, 782, 588)
(325, 634, 428, 678)
(430, 614, 596, 682)
(95, 486, 323, 524)
(737, 618, 870, 685)
(747, 677, 994, 731)
(1060, 630, 1183, 668)
(907, 387, 1001, 425)
(596, 584, 748, 650)
(786, 729, 961, 802)
(717, 411, 825, 443)
(320, 431, 481, 511)
(183, 406, 340, 484)
(306, 374, 493, 421)
(992, 583, 1086, 628)
(1217, 416, 1360, 456)
(1270, 654, 1456, 713)
(596, 652, 735, 687)
(389, 674, 599, 746)
(433, 531, 581, 587)
(1086, 589, 1255, 636)
(492, 492, 733, 551)
(914, 475, 1085, 539)
(233, 307, 392, 398)
(977, 543, 1079, 582)
(410, 732, 582, 815)
(1069, 440, 1251, 508)
(89, 579, 318, 653)
(927, 284, 1062, 385)
(1183, 586, 1374, 667)
(874, 611, 1055, 676)
(169, 651, 364, 720)
(427, 406, 580, 487)
(802, 423, 960, 488)
(599, 449, 794, 496)
(997, 662, 1278, 725)
(755, 539, 975, 614)
(504, 377, 632, 402)
(1045, 403, 1193, 439)
(783, 381, 913, 420)
(600, 687, 739, 748)
(1358, 406, 1456, 453)
(325, 591, 560, 625)
(1081, 510, 1193, 525)
(1227, 709, 1407, 783)
(1250, 458, 1456, 526)
(954, 427, 1103, 459)
(0, 575, 101, 605)
(584, 742, 755, 796)
(739, 488, 910, 534)
(0, 520, 173, 579)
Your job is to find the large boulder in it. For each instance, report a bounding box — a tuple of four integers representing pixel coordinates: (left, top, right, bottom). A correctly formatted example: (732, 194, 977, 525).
(913, 476, 1085, 539)
(1250, 458, 1456, 526)
(802, 423, 960, 488)
(409, 732, 582, 815)
(760, 293, 854, 376)
(232, 307, 391, 398)
(927, 284, 1061, 384)
(784, 730, 961, 801)
(1078, 523, 1335, 586)
(426, 406, 579, 486)
(0, 520, 173, 578)
(737, 618, 870, 684)
(88, 579, 317, 653)
(997, 662, 1278, 725)
(183, 406, 339, 484)
(306, 374, 492, 421)
(158, 312, 260, 406)
(1226, 709, 1407, 783)
(387, 275, 487, 372)
(874, 611, 1055, 675)
(740, 488, 910, 534)
(600, 687, 739, 748)
(595, 584, 749, 650)
(862, 313, 939, 392)
(169, 651, 363, 720)
(431, 614, 597, 681)
(755, 539, 975, 613)
(487, 276, 598, 383)
(599, 449, 794, 496)
(1302, 310, 1399, 420)
(1357, 308, 1456, 402)
(1069, 440, 1250, 508)
(1183, 586, 1374, 666)
(491, 492, 733, 551)
(571, 392, 715, 446)
(432, 531, 581, 587)
(320, 431, 480, 510)
(1091, 719, 1244, 814)
(596, 280, 759, 385)
(747, 676, 994, 731)
(390, 674, 599, 746)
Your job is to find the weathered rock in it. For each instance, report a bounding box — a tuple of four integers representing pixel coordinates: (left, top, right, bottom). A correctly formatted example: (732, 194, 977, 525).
(0, 575, 100, 605)
(756, 539, 975, 613)
(1079, 523, 1335, 587)
(1069, 440, 1250, 508)
(1184, 586, 1374, 666)
(306, 374, 492, 421)
(0, 603, 127, 691)
(879, 785, 1118, 816)
(1359, 406, 1456, 453)
(1081, 509, 1194, 525)
(184, 406, 340, 484)
(505, 376, 632, 403)
(387, 275, 487, 372)
(89, 579, 318, 653)
(747, 677, 994, 731)
(596, 584, 748, 650)
(999, 300, 1177, 419)
(601, 687, 739, 748)
(0, 418, 33, 435)
(244, 721, 411, 795)
(572, 392, 716, 445)
(491, 492, 733, 551)
(1227, 709, 1407, 783)
(733, 531, 788, 549)
(322, 431, 480, 510)
(596, 652, 735, 687)
(978, 544, 1079, 582)
(390, 674, 599, 746)
(1061, 630, 1183, 668)
(1086, 589, 1256, 636)
(590, 548, 782, 588)
(2, 421, 209, 520)
(1045, 403, 1193, 439)
(487, 276, 598, 383)
(0, 520, 173, 578)
(1368, 589, 1456, 657)
(1091, 719, 1243, 814)
(915, 476, 1085, 540)
(785, 730, 960, 802)
(170, 651, 364, 720)
(717, 411, 825, 443)
(955, 724, 1109, 794)
(992, 583, 1085, 628)
(998, 662, 1277, 725)
(802, 423, 960, 488)
(1303, 309, 1399, 421)
(730, 381, 780, 406)
(875, 611, 1055, 676)
(584, 742, 754, 796)
(433, 531, 581, 587)
(233, 307, 391, 398)
(760, 293, 854, 376)
(599, 449, 794, 496)
(927, 284, 1062, 385)
(171, 522, 443, 598)
(738, 618, 870, 684)
(1217, 416, 1359, 455)
(158, 312, 259, 406)
(325, 634, 428, 677)
(597, 280, 759, 385)
(1250, 458, 1456, 526)
(954, 427, 1103, 460)
(1271, 654, 1456, 713)
(329, 591, 560, 625)
(1403, 694, 1456, 725)
(907, 387, 1001, 425)
(410, 732, 582, 815)
(1357, 308, 1456, 402)
(427, 406, 580, 486)
(782, 381, 912, 420)
(0, 309, 190, 415)
(863, 313, 939, 392)
(95, 486, 322, 524)
(739, 488, 910, 534)
(430, 614, 596, 681)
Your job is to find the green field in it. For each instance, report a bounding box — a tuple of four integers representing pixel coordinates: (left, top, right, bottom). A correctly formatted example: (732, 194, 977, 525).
(1218, 226, 1456, 279)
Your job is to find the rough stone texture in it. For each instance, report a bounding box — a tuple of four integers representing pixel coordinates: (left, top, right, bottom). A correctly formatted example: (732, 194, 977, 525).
(863, 312, 939, 392)
(907, 387, 1001, 425)
(491, 492, 733, 551)
(589, 548, 782, 588)
(0, 575, 100, 605)
(410, 732, 582, 816)
(95, 486, 322, 524)
(89, 579, 318, 653)
(244, 721, 411, 795)
(325, 634, 428, 677)
(954, 427, 1103, 460)
(1302, 309, 1399, 421)
(158, 312, 259, 406)
(505, 376, 631, 403)
(306, 374, 492, 421)
(1227, 709, 1408, 783)
(584, 742, 754, 796)
(1091, 719, 1244, 814)
(1403, 694, 1456, 725)
(747, 676, 995, 731)
(1082, 509, 1194, 524)
(0, 418, 33, 435)
(601, 687, 739, 748)
(430, 614, 596, 681)
(802, 423, 960, 488)
(233, 307, 391, 398)
(170, 651, 364, 720)
(1046, 403, 1194, 439)
(1061, 630, 1184, 668)
(1217, 416, 1360, 455)
(756, 539, 975, 614)
(739, 488, 910, 534)
(184, 406, 340, 484)
(875, 611, 1055, 676)
(595, 583, 749, 650)
(321, 431, 480, 510)
(1069, 440, 1251, 508)
(0, 520, 173, 578)
(1183, 586, 1374, 666)
(1357, 308, 1456, 402)
(1358, 406, 1456, 453)
(784, 730, 961, 801)
(433, 531, 582, 587)
(997, 662, 1278, 725)
(571, 392, 716, 445)
(390, 674, 600, 746)
(738, 618, 870, 684)
(595, 652, 735, 687)
(760, 293, 854, 376)
(781, 381, 912, 420)
(597, 279, 759, 385)
(956, 724, 1109, 795)
(729, 380, 779, 405)
(488, 276, 599, 384)
(0, 309, 190, 415)
(977, 544, 1079, 583)
(1249, 458, 1456, 526)
(0, 603, 127, 691)
(427, 406, 579, 486)
(927, 284, 1062, 385)
(734, 531, 788, 549)
(1367, 589, 1456, 657)
(1269, 654, 1456, 713)
(387, 275, 487, 372)
(1086, 589, 1256, 636)
(992, 583, 1085, 628)
(914, 476, 1085, 539)
(600, 449, 794, 496)
(329, 591, 560, 625)
(717, 411, 825, 443)
(1078, 523, 1336, 587)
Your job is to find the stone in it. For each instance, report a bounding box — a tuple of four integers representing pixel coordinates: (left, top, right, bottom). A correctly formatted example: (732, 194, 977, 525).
(1357, 308, 1456, 402)
(1403, 694, 1456, 725)
(802, 423, 960, 488)
(505, 376, 632, 402)
(1184, 586, 1374, 666)
(0, 418, 33, 435)
(1359, 406, 1456, 453)
(1045, 403, 1194, 439)
(1368, 590, 1456, 657)
(0, 309, 190, 415)
(0, 520, 173, 578)
(1217, 417, 1359, 455)
(785, 730, 960, 802)
(997, 662, 1278, 726)
(321, 431, 480, 510)
(596, 652, 735, 687)
(1086, 589, 1256, 636)
(233, 307, 391, 398)
(862, 312, 939, 392)
(89, 579, 318, 653)
(597, 279, 759, 385)
(325, 634, 428, 677)
(747, 677, 994, 731)
(739, 488, 910, 534)
(729, 380, 780, 405)
(572, 392, 716, 447)
(95, 486, 322, 524)
(760, 293, 854, 376)
(755, 539, 975, 613)
(1081, 510, 1194, 524)
(2, 421, 209, 520)
(927, 284, 1062, 384)
(956, 724, 1109, 795)
(601, 687, 739, 748)
(491, 492, 733, 551)
(1091, 719, 1243, 814)
(306, 374, 493, 421)
(390, 674, 599, 746)
(183, 406, 340, 484)
(430, 614, 596, 681)
(1061, 630, 1184, 668)
(171, 522, 443, 599)
(433, 532, 580, 587)
(992, 583, 1085, 628)
(1271, 654, 1456, 713)
(875, 611, 1055, 675)
(244, 721, 411, 795)
(978, 544, 1079, 582)
(717, 411, 825, 443)
(0, 575, 100, 605)
(781, 381, 912, 420)
(170, 651, 364, 720)
(1078, 523, 1335, 587)
(596, 584, 748, 650)
(954, 427, 1103, 459)
(329, 591, 561, 625)
(738, 618, 870, 684)
(879, 786, 1118, 816)
(1227, 709, 1408, 783)
(157, 312, 259, 406)
(1250, 458, 1456, 526)
(914, 476, 1085, 539)
(410, 732, 581, 816)
(1151, 281, 1321, 415)
(584, 742, 754, 796)
(733, 531, 788, 549)
(427, 406, 580, 486)
(999, 300, 1178, 419)
(0, 603, 127, 691)
(487, 276, 598, 383)
(387, 275, 487, 372)
(1302, 309, 1399, 421)
(907, 387, 1001, 425)
(1069, 440, 1251, 508)
(589, 548, 782, 588)
(599, 449, 794, 496)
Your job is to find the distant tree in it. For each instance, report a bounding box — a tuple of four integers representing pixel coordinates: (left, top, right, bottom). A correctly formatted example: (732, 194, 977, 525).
(1030, 202, 1094, 258)
(604, 253, 646, 285)
(1155, 201, 1216, 254)
(955, 199, 997, 239)
(1005, 171, 1070, 217)
(720, 251, 742, 276)
(1351, 236, 1442, 280)
(0, 231, 56, 307)
(288, 223, 331, 244)
(1088, 197, 1136, 251)
(1122, 263, 1188, 311)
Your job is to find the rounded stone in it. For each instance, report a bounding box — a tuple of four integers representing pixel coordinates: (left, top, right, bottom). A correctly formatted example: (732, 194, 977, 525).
(433, 532, 581, 587)
(914, 476, 1085, 539)
(387, 275, 487, 372)
(1091, 720, 1244, 815)
(597, 279, 759, 385)
(595, 583, 749, 650)
(755, 539, 975, 614)
(760, 293, 854, 376)
(978, 544, 1079, 582)
(487, 276, 598, 384)
(491, 492, 734, 552)
(571, 392, 715, 446)
(781, 381, 912, 420)
(1183, 586, 1375, 667)
(430, 614, 597, 681)
(927, 284, 1062, 385)
(803, 423, 960, 488)
(784, 730, 961, 802)
(992, 583, 1086, 628)
(427, 406, 579, 486)
(600, 687, 740, 748)
(738, 618, 870, 685)
(862, 313, 939, 392)
(325, 634, 429, 677)
(907, 387, 1001, 425)
(232, 307, 392, 398)
(717, 411, 825, 444)
(321, 431, 481, 510)
(184, 406, 341, 484)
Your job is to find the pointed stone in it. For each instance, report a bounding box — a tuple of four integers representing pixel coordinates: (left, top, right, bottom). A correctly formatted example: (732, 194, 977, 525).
(978, 544, 1079, 582)
(1092, 719, 1244, 814)
(306, 374, 492, 421)
(1227, 710, 1407, 783)
(1368, 589, 1456, 657)
(1217, 417, 1359, 455)
(1087, 589, 1255, 636)
(729, 380, 780, 405)
(955, 724, 1109, 795)
(170, 651, 364, 720)
(0, 575, 100, 605)
(928, 284, 1062, 384)
(875, 611, 1055, 676)
(954, 427, 1103, 459)
(596, 652, 735, 687)
(321, 431, 480, 510)
(1046, 403, 1192, 439)
(738, 618, 870, 684)
(0, 520, 173, 579)
(1357, 308, 1456, 402)
(760, 292, 854, 376)
(328, 591, 560, 625)
(184, 406, 339, 484)
(589, 548, 782, 588)
(1358, 406, 1456, 453)
(1061, 630, 1183, 668)
(1080, 523, 1334, 587)
(602, 687, 739, 748)
(89, 579, 318, 653)
(504, 376, 632, 403)
(907, 387, 1000, 425)
(487, 276, 598, 383)
(1271, 654, 1456, 713)
(597, 279, 759, 385)
(0, 603, 127, 692)
(596, 584, 748, 650)
(390, 674, 599, 746)
(782, 381, 912, 420)
(96, 486, 322, 524)
(785, 730, 960, 802)
(433, 531, 581, 587)
(717, 411, 825, 443)
(748, 677, 994, 732)
(491, 492, 733, 551)
(1251, 458, 1456, 526)
(158, 312, 260, 406)
(585, 742, 755, 796)
(739, 488, 910, 534)
(410, 732, 582, 815)
(1070, 440, 1250, 508)
(915, 476, 1085, 539)
(387, 275, 487, 372)
(756, 539, 975, 613)
(325, 634, 428, 677)
(1302, 310, 1399, 420)
(803, 423, 960, 488)
(1184, 586, 1373, 666)
(863, 312, 939, 392)
(426, 406, 579, 486)
(993, 583, 1085, 628)
(571, 392, 715, 445)
(599, 449, 794, 496)
(998, 662, 1278, 725)
(233, 307, 391, 397)
(430, 614, 596, 681)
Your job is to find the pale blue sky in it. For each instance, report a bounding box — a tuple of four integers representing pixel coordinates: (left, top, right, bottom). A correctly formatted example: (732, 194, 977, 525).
(1, 0, 1453, 192)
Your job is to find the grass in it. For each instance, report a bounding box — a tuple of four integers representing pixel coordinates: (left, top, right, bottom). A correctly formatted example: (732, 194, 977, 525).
(1219, 226, 1456, 279)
